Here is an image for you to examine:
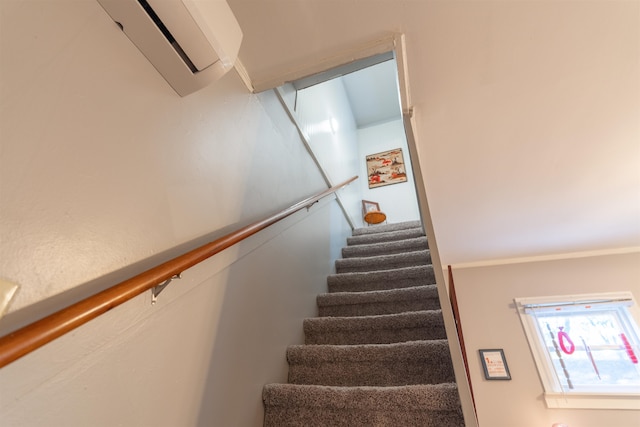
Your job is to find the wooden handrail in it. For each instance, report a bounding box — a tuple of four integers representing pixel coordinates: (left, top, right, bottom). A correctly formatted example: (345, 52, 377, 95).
(0, 176, 358, 368)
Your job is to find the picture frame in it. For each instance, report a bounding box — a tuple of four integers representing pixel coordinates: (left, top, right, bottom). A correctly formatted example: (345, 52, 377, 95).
(366, 148, 408, 189)
(479, 349, 511, 380)
(362, 200, 380, 215)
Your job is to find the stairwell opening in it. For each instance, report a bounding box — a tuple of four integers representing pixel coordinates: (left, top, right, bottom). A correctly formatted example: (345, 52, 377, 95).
(255, 35, 477, 427)
(256, 36, 479, 426)
(273, 51, 422, 230)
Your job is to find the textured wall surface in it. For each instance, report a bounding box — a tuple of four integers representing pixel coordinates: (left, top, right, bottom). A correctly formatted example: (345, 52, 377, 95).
(452, 252, 640, 427)
(0, 0, 327, 313)
(228, 0, 640, 264)
(0, 1, 353, 425)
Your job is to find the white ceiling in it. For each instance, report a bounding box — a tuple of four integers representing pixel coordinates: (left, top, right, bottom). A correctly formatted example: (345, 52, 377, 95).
(227, 0, 640, 265)
(340, 59, 402, 128)
(293, 57, 402, 128)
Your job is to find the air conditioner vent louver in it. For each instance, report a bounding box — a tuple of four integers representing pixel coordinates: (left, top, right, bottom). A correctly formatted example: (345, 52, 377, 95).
(97, 0, 243, 96)
(137, 0, 199, 73)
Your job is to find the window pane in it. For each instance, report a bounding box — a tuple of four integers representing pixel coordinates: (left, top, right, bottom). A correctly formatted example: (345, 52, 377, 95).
(534, 308, 640, 392)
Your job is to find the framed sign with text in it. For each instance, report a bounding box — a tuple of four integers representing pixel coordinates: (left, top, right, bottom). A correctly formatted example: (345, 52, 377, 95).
(479, 349, 511, 380)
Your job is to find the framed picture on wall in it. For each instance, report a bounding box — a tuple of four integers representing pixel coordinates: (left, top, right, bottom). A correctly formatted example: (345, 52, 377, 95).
(362, 200, 381, 216)
(366, 148, 407, 189)
(479, 349, 511, 380)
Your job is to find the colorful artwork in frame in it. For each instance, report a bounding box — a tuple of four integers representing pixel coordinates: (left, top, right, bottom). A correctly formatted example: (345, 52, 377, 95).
(366, 148, 408, 189)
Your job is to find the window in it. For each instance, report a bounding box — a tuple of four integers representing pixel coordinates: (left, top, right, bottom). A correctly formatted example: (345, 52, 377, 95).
(515, 292, 640, 409)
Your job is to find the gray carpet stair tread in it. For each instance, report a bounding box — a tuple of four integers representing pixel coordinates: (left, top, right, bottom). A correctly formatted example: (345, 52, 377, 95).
(347, 227, 425, 246)
(287, 340, 455, 386)
(351, 220, 423, 236)
(287, 339, 450, 363)
(262, 220, 464, 426)
(327, 265, 436, 293)
(304, 310, 446, 345)
(263, 382, 463, 411)
(342, 236, 429, 258)
(263, 383, 464, 427)
(319, 285, 438, 307)
(335, 249, 432, 273)
(305, 310, 443, 332)
(317, 284, 440, 317)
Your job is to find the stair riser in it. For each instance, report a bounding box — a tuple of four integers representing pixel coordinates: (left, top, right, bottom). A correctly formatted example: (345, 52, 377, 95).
(328, 277, 431, 293)
(346, 228, 425, 246)
(336, 252, 432, 274)
(351, 220, 422, 236)
(264, 407, 464, 427)
(263, 382, 464, 427)
(327, 266, 436, 293)
(318, 299, 441, 317)
(342, 237, 429, 258)
(305, 325, 447, 345)
(288, 359, 455, 387)
(287, 341, 455, 387)
(263, 382, 463, 412)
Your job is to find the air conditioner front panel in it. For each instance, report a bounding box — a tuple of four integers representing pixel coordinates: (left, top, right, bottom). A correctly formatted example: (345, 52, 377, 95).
(146, 0, 221, 71)
(183, 0, 243, 71)
(96, 0, 243, 96)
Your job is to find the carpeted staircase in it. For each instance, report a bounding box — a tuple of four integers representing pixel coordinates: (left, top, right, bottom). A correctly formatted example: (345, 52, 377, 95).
(263, 221, 465, 426)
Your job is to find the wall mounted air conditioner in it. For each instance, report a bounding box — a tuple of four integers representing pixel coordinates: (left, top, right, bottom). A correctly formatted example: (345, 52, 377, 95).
(97, 0, 243, 96)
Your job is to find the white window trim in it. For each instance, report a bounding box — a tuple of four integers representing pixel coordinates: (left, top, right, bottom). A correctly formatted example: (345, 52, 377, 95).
(515, 292, 640, 410)
(544, 391, 640, 410)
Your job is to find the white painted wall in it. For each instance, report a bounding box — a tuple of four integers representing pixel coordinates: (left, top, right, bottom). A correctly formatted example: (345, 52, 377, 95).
(0, 0, 328, 313)
(358, 119, 420, 224)
(451, 251, 640, 427)
(227, 0, 640, 264)
(0, 1, 353, 425)
(0, 200, 351, 426)
(214, 2, 640, 425)
(225, 4, 640, 424)
(293, 82, 420, 228)
(293, 79, 363, 226)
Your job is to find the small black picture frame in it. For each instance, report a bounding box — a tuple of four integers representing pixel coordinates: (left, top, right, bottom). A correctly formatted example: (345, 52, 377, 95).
(479, 349, 511, 380)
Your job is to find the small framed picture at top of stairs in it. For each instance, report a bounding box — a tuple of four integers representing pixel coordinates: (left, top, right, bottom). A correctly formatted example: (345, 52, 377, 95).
(362, 200, 387, 226)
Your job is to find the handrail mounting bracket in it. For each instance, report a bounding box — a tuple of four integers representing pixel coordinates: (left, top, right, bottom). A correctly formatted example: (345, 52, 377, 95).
(151, 273, 181, 305)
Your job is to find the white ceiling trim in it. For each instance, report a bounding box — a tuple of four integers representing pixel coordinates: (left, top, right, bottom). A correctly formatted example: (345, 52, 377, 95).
(249, 34, 398, 93)
(449, 247, 640, 270)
